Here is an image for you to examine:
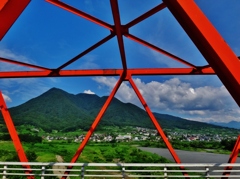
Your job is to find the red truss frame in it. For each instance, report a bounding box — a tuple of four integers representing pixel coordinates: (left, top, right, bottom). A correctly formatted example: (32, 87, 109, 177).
(0, 0, 239, 179)
(0, 0, 30, 40)
(221, 135, 240, 179)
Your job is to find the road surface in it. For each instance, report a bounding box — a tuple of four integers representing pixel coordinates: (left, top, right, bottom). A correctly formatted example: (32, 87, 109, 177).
(53, 155, 70, 179)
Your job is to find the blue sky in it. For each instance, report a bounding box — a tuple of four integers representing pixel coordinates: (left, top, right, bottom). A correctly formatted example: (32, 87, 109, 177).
(0, 0, 239, 123)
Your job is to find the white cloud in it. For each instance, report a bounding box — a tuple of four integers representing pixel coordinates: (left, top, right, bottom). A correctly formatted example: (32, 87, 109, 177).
(189, 88, 195, 94)
(0, 48, 34, 71)
(94, 76, 140, 105)
(94, 77, 116, 88)
(187, 108, 240, 123)
(2, 93, 12, 102)
(83, 89, 95, 94)
(0, 77, 53, 107)
(78, 55, 100, 69)
(0, 48, 57, 107)
(0, 49, 28, 61)
(133, 78, 234, 113)
(93, 76, 239, 123)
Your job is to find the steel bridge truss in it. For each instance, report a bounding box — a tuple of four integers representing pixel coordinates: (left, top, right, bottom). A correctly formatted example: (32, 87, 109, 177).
(0, 0, 240, 179)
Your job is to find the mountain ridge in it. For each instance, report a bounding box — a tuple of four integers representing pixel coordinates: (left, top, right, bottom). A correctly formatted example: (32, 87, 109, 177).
(210, 121, 240, 129)
(0, 87, 226, 132)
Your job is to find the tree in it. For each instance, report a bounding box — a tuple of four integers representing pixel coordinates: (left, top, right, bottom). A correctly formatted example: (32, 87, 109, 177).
(221, 139, 236, 151)
(26, 150, 37, 161)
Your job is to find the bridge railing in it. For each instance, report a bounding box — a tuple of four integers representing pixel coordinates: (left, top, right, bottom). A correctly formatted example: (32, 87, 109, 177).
(0, 162, 240, 178)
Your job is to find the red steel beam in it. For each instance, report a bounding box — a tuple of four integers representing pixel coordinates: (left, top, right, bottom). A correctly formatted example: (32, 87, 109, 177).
(125, 2, 166, 29)
(0, 0, 8, 11)
(0, 57, 51, 71)
(163, 0, 240, 106)
(221, 135, 240, 179)
(128, 77, 180, 161)
(128, 77, 189, 178)
(128, 67, 215, 75)
(46, 0, 113, 31)
(0, 0, 30, 40)
(125, 33, 196, 68)
(0, 92, 33, 179)
(61, 75, 124, 179)
(0, 69, 120, 78)
(0, 67, 215, 78)
(57, 33, 115, 70)
(110, 0, 128, 70)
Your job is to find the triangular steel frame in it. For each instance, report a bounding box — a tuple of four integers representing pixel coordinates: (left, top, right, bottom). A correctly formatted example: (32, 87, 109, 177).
(0, 0, 239, 179)
(222, 135, 240, 179)
(0, 92, 33, 179)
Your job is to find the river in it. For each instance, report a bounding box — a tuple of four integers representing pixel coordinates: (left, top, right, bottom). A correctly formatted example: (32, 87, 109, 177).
(138, 147, 240, 163)
(138, 147, 240, 177)
(138, 147, 240, 179)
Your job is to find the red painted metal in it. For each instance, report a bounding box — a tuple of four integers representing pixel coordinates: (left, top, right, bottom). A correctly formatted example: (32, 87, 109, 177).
(0, 0, 30, 40)
(125, 33, 196, 68)
(0, 69, 119, 78)
(61, 74, 124, 179)
(128, 76, 189, 178)
(46, 0, 113, 31)
(110, 0, 128, 70)
(128, 67, 215, 75)
(0, 57, 51, 71)
(128, 76, 180, 162)
(125, 2, 166, 29)
(0, 92, 33, 179)
(0, 67, 215, 78)
(221, 136, 240, 179)
(0, 1, 239, 179)
(0, 0, 8, 11)
(163, 0, 240, 106)
(57, 34, 115, 70)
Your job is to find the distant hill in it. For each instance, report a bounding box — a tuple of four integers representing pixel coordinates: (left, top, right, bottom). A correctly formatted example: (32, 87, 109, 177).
(0, 88, 225, 132)
(210, 121, 240, 129)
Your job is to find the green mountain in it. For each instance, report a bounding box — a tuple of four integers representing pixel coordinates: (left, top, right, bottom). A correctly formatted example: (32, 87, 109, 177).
(0, 88, 223, 132)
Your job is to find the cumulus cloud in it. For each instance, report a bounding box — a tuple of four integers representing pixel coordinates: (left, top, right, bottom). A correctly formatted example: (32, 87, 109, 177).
(94, 77, 231, 110)
(94, 76, 140, 105)
(83, 89, 95, 94)
(93, 77, 239, 123)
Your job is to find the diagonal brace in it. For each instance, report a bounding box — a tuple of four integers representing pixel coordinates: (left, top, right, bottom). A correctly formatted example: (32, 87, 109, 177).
(0, 91, 34, 179)
(61, 74, 124, 179)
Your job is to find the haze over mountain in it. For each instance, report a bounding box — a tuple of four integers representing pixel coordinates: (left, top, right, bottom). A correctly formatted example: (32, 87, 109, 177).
(210, 121, 240, 129)
(0, 88, 225, 132)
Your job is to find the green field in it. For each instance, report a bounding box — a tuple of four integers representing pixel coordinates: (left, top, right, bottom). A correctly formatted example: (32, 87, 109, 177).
(0, 140, 170, 163)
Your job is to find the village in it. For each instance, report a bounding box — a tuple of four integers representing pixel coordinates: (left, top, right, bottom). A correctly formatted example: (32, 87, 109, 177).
(44, 127, 237, 143)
